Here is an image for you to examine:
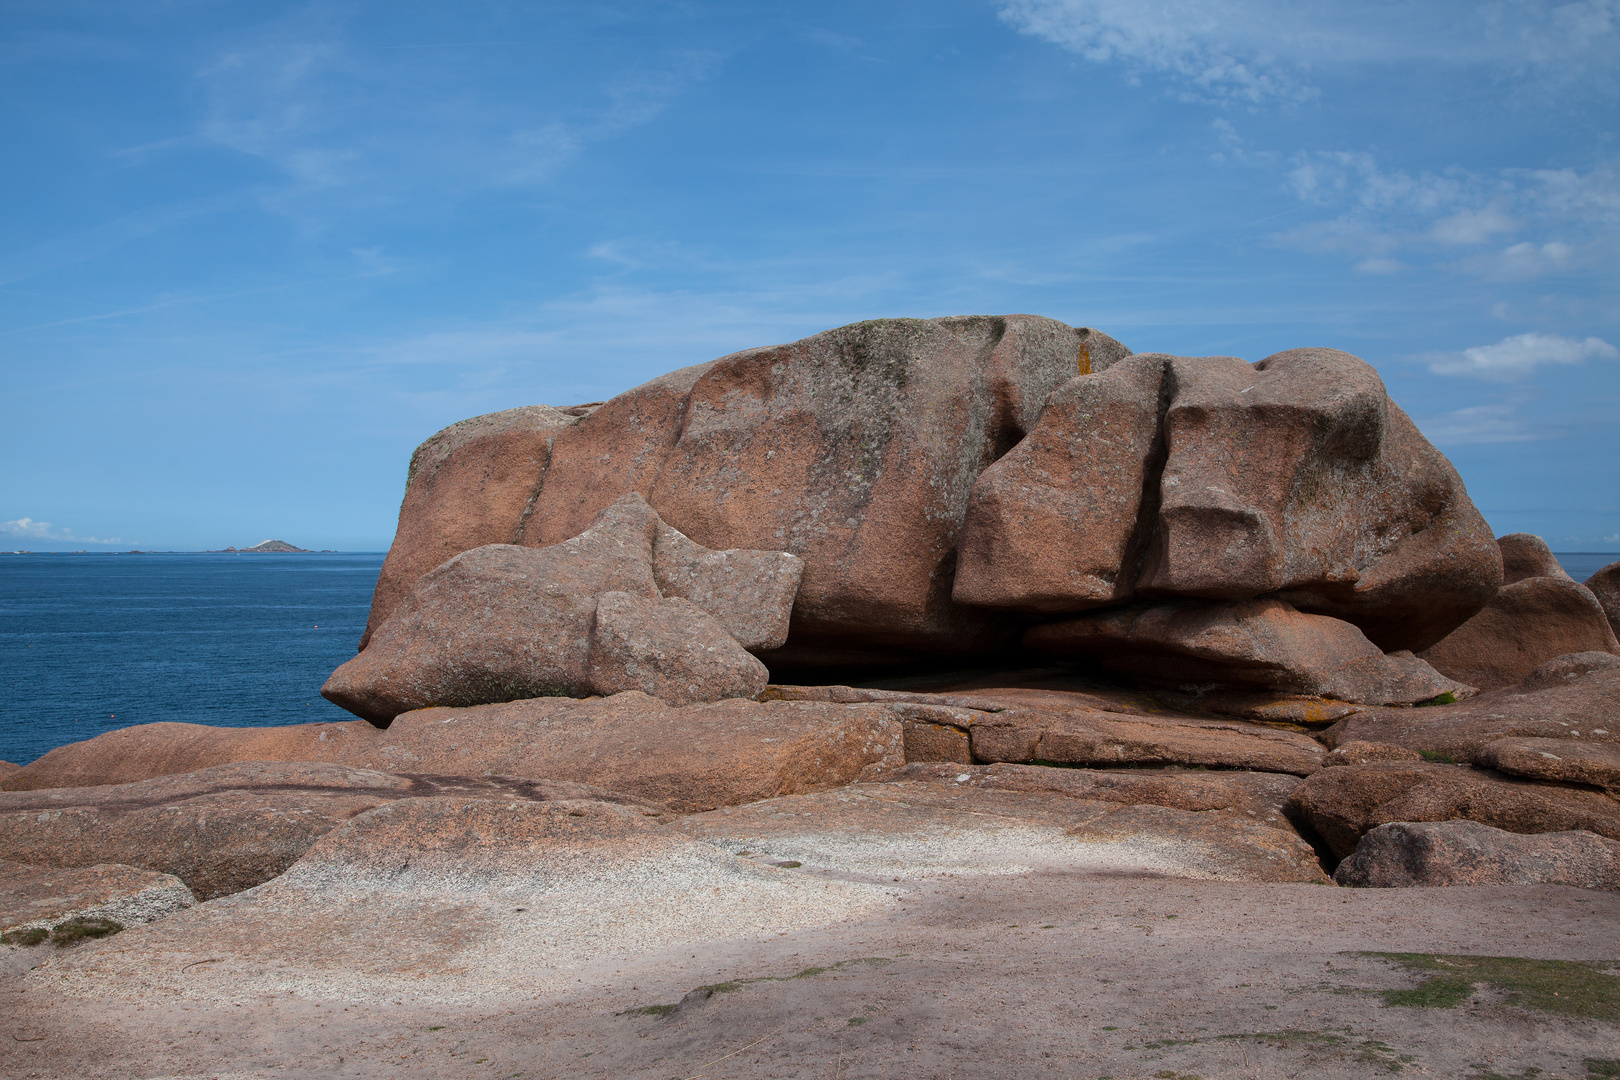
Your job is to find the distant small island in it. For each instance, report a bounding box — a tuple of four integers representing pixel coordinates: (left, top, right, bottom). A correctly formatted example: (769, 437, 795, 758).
(217, 540, 313, 554)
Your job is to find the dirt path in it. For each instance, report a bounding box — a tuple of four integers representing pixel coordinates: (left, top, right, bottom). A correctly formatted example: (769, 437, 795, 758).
(4, 872, 1616, 1079)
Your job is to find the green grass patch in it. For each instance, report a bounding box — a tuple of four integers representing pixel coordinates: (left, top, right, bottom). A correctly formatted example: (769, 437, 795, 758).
(1362, 953, 1620, 1021)
(1418, 749, 1456, 763)
(1417, 692, 1458, 707)
(1586, 1060, 1620, 1079)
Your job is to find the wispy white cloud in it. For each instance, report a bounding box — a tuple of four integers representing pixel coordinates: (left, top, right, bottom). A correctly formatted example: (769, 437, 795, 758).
(1268, 151, 1619, 280)
(1000, 0, 1620, 103)
(1413, 404, 1543, 445)
(1423, 332, 1619, 380)
(0, 518, 124, 545)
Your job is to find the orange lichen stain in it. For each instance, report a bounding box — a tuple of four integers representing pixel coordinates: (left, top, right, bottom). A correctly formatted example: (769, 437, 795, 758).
(1077, 342, 1092, 375)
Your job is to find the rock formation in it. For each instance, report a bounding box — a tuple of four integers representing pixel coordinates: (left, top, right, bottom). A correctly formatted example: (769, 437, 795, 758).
(323, 493, 801, 724)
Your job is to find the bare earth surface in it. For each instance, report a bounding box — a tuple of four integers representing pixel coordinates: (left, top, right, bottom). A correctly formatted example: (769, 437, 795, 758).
(3, 872, 1617, 1080)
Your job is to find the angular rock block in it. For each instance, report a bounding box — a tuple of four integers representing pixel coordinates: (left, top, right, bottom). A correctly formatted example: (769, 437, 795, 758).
(1334, 820, 1620, 890)
(1474, 737, 1620, 790)
(1420, 576, 1620, 690)
(588, 592, 768, 705)
(1026, 598, 1468, 705)
(953, 353, 1166, 612)
(957, 347, 1501, 652)
(1286, 761, 1620, 859)
(1, 859, 195, 937)
(325, 493, 803, 724)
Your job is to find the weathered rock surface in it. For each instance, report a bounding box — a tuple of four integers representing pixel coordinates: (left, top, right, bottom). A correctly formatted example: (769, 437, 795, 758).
(2, 695, 905, 814)
(0, 762, 629, 899)
(370, 317, 1131, 667)
(959, 348, 1498, 652)
(363, 405, 582, 647)
(1286, 761, 1620, 859)
(1419, 576, 1620, 690)
(1586, 558, 1620, 640)
(1322, 652, 1620, 762)
(1474, 737, 1620, 791)
(966, 706, 1327, 775)
(953, 353, 1166, 612)
(1322, 740, 1423, 767)
(888, 762, 1302, 829)
(1, 859, 194, 935)
(0, 760, 18, 780)
(1497, 532, 1573, 585)
(652, 524, 804, 651)
(588, 592, 769, 705)
(327, 494, 801, 723)
(676, 779, 1329, 883)
(1026, 598, 1468, 705)
(1334, 820, 1620, 889)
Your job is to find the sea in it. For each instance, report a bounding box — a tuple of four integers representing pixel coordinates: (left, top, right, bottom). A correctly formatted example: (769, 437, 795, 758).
(1, 549, 1616, 769)
(1, 552, 384, 767)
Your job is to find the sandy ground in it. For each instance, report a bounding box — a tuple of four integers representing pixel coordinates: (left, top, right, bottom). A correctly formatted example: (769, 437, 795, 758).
(3, 871, 1616, 1080)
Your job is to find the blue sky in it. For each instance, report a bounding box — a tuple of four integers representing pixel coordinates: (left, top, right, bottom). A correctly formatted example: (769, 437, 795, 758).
(2, 0, 1616, 552)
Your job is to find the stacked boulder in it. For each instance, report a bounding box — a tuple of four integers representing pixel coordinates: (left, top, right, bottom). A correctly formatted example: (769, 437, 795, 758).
(324, 493, 803, 725)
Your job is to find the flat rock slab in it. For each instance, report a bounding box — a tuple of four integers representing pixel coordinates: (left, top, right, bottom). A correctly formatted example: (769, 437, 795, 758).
(24, 796, 901, 1006)
(890, 761, 1303, 828)
(1335, 820, 1620, 889)
(1, 859, 193, 935)
(2, 694, 905, 814)
(674, 778, 1330, 884)
(0, 761, 640, 899)
(1322, 653, 1620, 763)
(1287, 761, 1620, 859)
(11, 877, 1619, 1080)
(969, 707, 1327, 775)
(770, 681, 1330, 774)
(1475, 737, 1620, 790)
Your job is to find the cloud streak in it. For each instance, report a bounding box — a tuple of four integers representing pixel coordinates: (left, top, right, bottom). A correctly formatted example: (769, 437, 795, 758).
(1423, 332, 1619, 380)
(1000, 0, 1620, 102)
(0, 518, 124, 545)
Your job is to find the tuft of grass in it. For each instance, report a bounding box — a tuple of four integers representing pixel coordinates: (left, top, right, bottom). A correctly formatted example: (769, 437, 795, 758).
(1363, 953, 1619, 1021)
(1587, 1060, 1620, 1079)
(1417, 692, 1458, 707)
(4, 917, 128, 949)
(1418, 750, 1456, 763)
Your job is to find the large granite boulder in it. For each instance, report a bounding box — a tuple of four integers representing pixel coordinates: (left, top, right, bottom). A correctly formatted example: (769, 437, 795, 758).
(1585, 558, 1620, 640)
(324, 493, 801, 724)
(1286, 761, 1620, 859)
(1025, 598, 1468, 706)
(1419, 572, 1620, 691)
(955, 348, 1501, 652)
(1498, 532, 1574, 585)
(364, 316, 1131, 668)
(1334, 820, 1620, 889)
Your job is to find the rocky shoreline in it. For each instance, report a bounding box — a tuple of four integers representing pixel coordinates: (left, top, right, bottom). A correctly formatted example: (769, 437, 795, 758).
(4, 315, 1618, 1077)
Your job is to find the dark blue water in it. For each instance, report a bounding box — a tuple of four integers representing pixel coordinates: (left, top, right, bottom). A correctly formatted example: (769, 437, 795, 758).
(0, 553, 383, 767)
(1553, 553, 1619, 581)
